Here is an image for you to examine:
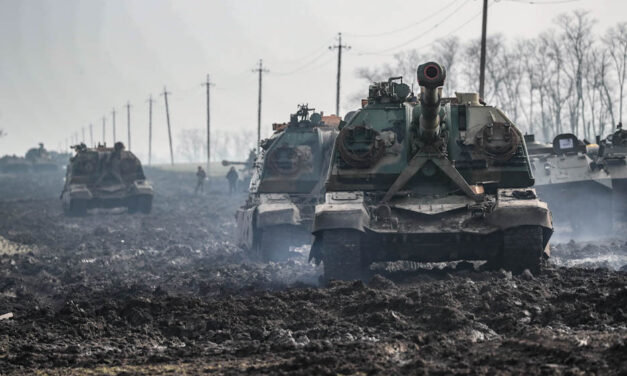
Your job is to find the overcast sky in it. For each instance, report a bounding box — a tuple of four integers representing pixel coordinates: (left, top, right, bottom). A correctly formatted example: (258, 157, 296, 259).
(1, 0, 626, 161)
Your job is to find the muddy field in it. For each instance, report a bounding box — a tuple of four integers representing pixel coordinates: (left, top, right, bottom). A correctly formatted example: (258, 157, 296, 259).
(0, 169, 626, 375)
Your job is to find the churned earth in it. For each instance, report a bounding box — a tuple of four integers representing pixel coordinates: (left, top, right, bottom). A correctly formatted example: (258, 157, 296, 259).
(0, 168, 625, 375)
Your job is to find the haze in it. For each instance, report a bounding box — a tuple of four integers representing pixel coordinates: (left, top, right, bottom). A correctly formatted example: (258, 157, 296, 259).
(1, 0, 625, 161)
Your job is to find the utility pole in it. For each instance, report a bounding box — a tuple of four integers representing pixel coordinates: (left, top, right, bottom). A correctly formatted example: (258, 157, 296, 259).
(89, 123, 93, 147)
(329, 32, 351, 116)
(479, 0, 488, 99)
(202, 74, 215, 175)
(102, 116, 106, 146)
(252, 59, 269, 154)
(147, 95, 154, 165)
(161, 87, 174, 165)
(111, 108, 117, 143)
(81, 127, 85, 143)
(125, 101, 132, 151)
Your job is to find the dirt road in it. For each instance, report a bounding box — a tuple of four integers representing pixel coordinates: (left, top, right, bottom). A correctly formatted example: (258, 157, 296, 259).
(0, 169, 625, 375)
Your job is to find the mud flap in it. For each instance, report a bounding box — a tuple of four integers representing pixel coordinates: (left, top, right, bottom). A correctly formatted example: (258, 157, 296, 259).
(236, 207, 255, 249)
(309, 234, 323, 264)
(487, 188, 554, 248)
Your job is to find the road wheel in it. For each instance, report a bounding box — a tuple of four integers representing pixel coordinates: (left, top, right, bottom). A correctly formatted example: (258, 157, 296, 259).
(69, 199, 87, 217)
(322, 230, 365, 282)
(138, 195, 152, 214)
(501, 226, 544, 274)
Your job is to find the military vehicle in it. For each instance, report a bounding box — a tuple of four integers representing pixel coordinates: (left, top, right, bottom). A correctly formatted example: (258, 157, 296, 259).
(597, 126, 627, 222)
(310, 63, 553, 281)
(525, 133, 613, 236)
(0, 143, 59, 173)
(0, 155, 30, 173)
(61, 142, 153, 216)
(236, 105, 339, 261)
(25, 143, 57, 171)
(222, 149, 257, 191)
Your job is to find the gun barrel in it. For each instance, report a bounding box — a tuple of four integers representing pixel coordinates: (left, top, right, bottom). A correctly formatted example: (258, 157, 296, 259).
(417, 62, 446, 141)
(221, 160, 248, 166)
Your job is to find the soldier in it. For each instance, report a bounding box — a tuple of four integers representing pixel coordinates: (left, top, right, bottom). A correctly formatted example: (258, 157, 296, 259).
(195, 166, 207, 194)
(226, 166, 239, 195)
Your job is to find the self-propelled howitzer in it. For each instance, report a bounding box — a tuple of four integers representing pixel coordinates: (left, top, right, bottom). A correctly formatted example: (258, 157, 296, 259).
(311, 62, 554, 281)
(235, 105, 338, 261)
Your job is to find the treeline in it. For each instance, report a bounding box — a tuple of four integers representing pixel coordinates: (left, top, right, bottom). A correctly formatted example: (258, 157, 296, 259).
(355, 10, 627, 142)
(176, 129, 255, 163)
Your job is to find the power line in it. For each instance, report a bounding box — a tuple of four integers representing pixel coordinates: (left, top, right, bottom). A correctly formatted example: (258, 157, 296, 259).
(354, 0, 471, 56)
(147, 95, 154, 165)
(294, 54, 337, 75)
(479, 0, 488, 98)
(358, 4, 486, 58)
(102, 116, 106, 146)
(201, 75, 215, 174)
(252, 59, 269, 154)
(160, 87, 174, 165)
(277, 37, 337, 64)
(345, 0, 462, 38)
(112, 108, 117, 143)
(125, 101, 132, 151)
(272, 48, 329, 76)
(502, 0, 582, 4)
(329, 33, 351, 116)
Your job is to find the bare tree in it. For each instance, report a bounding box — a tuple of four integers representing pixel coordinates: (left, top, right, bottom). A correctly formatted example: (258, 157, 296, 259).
(210, 129, 256, 161)
(352, 12, 627, 142)
(604, 22, 627, 124)
(177, 129, 206, 163)
(355, 49, 422, 84)
(433, 36, 461, 95)
(597, 50, 616, 136)
(585, 46, 603, 139)
(556, 10, 596, 137)
(539, 31, 574, 136)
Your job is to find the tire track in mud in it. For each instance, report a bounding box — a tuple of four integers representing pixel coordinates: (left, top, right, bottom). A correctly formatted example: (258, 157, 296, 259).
(0, 170, 626, 375)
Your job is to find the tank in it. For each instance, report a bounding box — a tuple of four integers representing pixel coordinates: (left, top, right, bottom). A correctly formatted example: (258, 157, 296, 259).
(0, 143, 59, 173)
(525, 133, 613, 237)
(236, 105, 339, 261)
(310, 63, 554, 281)
(597, 126, 627, 223)
(25, 143, 57, 172)
(60, 142, 153, 216)
(221, 149, 256, 191)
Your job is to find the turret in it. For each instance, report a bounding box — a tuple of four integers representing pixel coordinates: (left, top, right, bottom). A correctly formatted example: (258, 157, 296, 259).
(416, 62, 446, 141)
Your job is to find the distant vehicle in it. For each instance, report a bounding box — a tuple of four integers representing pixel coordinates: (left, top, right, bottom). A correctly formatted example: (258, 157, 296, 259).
(311, 63, 553, 281)
(0, 143, 61, 173)
(25, 143, 57, 172)
(596, 126, 627, 222)
(60, 142, 153, 216)
(526, 133, 613, 236)
(236, 105, 339, 261)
